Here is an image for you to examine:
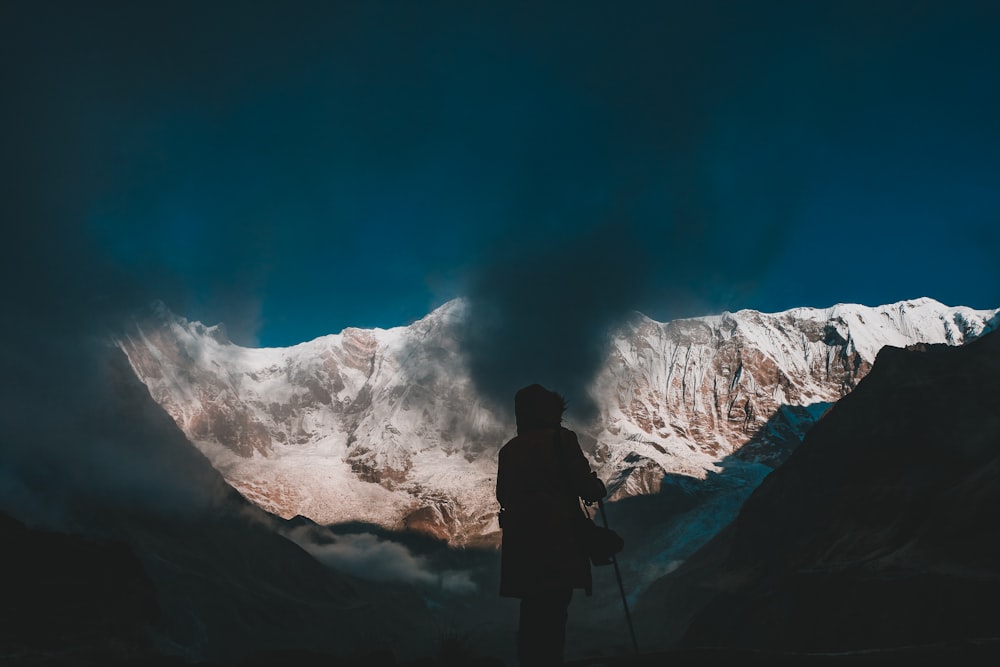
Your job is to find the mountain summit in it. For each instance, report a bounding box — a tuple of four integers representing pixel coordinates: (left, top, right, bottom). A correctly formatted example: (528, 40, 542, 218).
(117, 297, 998, 552)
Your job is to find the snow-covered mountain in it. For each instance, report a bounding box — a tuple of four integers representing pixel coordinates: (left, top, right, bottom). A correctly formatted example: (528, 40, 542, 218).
(633, 327, 1000, 655)
(116, 297, 999, 547)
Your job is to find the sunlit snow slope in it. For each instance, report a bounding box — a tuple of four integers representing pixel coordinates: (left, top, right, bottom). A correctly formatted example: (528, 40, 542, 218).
(117, 298, 998, 545)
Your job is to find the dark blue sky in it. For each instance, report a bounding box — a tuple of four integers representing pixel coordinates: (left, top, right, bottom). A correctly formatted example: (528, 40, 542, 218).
(3, 0, 999, 353)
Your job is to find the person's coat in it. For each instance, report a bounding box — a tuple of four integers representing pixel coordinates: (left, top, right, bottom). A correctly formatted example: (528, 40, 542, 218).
(496, 425, 607, 598)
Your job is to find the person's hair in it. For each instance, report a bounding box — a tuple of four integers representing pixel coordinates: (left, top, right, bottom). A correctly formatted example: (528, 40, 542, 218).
(514, 384, 567, 433)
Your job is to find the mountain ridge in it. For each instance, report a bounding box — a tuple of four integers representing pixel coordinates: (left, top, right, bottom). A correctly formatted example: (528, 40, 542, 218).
(631, 326, 1000, 655)
(116, 297, 999, 558)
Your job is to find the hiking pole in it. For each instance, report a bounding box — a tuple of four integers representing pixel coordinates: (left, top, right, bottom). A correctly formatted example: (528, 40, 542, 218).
(597, 498, 639, 654)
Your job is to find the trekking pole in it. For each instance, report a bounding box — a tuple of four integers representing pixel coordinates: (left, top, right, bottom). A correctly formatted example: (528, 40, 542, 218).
(598, 498, 639, 654)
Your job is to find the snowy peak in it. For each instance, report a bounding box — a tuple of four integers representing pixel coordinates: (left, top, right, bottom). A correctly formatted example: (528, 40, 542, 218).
(117, 297, 999, 544)
(763, 297, 995, 360)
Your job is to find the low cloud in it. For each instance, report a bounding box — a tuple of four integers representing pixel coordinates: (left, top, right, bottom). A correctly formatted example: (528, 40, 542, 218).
(286, 528, 478, 595)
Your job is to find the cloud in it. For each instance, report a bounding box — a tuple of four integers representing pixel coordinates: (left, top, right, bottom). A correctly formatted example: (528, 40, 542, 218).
(0, 7, 254, 529)
(286, 528, 478, 595)
(452, 118, 800, 422)
(448, 1, 1000, 418)
(0, 334, 232, 531)
(0, 105, 240, 529)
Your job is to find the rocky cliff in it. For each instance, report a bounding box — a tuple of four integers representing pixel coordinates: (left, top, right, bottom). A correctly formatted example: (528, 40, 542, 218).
(116, 297, 998, 546)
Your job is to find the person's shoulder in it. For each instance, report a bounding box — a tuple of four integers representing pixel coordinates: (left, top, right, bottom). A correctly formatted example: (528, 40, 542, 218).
(498, 435, 521, 454)
(557, 426, 581, 445)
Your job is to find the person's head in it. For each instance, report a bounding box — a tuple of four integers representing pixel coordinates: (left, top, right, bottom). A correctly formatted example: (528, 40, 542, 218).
(514, 384, 567, 433)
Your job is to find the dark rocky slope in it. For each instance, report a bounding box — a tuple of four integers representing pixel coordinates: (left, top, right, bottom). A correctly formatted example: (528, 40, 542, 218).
(633, 328, 1000, 656)
(0, 347, 438, 666)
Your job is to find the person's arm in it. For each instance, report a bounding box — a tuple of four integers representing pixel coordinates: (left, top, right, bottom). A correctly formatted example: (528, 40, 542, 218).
(560, 428, 607, 502)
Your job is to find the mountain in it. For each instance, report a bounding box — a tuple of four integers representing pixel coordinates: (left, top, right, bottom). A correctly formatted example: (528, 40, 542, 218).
(1, 509, 160, 665)
(633, 327, 1000, 655)
(116, 297, 998, 551)
(7, 297, 997, 666)
(1, 344, 439, 665)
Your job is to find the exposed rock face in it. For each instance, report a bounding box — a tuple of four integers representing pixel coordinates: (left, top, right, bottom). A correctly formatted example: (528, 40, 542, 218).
(116, 298, 998, 545)
(635, 328, 1000, 653)
(578, 299, 995, 505)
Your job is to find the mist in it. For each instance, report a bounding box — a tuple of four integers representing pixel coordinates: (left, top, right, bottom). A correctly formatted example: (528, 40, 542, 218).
(285, 527, 478, 595)
(0, 223, 235, 531)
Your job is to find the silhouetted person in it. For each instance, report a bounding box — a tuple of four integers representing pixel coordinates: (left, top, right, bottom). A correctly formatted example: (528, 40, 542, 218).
(497, 384, 607, 666)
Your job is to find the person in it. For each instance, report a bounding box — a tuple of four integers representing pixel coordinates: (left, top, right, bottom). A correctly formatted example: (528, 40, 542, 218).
(496, 383, 607, 667)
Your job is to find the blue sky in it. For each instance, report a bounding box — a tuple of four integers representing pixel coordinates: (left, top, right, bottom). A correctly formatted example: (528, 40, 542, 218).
(3, 0, 998, 355)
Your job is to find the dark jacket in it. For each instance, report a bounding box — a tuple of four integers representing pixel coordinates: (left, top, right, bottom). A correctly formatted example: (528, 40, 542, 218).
(496, 426, 607, 598)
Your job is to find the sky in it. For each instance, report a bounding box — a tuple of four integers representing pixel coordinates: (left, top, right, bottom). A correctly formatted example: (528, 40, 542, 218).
(2, 1, 999, 412)
(4, 1, 999, 346)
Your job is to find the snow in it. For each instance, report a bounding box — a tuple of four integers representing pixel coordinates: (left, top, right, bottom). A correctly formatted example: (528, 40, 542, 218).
(119, 296, 1000, 542)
